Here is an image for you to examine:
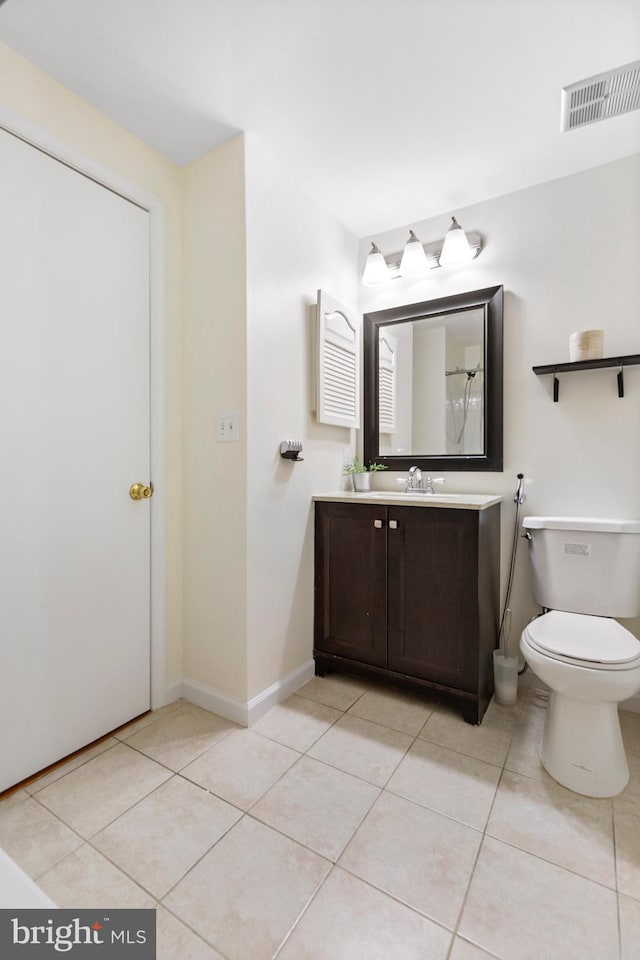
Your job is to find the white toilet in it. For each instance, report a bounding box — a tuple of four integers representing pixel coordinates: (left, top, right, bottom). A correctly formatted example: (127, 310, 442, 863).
(520, 516, 640, 797)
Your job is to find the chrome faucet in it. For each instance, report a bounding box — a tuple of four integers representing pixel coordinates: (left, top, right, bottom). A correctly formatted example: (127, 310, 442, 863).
(406, 466, 424, 492)
(403, 466, 445, 494)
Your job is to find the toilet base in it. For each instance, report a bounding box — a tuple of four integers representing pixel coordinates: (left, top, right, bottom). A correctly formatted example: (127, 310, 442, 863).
(541, 692, 629, 797)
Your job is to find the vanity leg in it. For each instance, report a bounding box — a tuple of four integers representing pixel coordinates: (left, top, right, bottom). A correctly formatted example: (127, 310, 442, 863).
(314, 656, 328, 678)
(461, 703, 481, 725)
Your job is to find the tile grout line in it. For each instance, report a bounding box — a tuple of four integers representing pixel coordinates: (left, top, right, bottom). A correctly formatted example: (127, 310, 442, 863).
(612, 803, 623, 960)
(25, 738, 122, 798)
(333, 858, 458, 943)
(156, 808, 250, 904)
(249, 697, 345, 754)
(443, 752, 511, 960)
(479, 832, 620, 895)
(157, 900, 236, 960)
(32, 743, 176, 825)
(292, 681, 370, 714)
(271, 863, 336, 960)
(257, 777, 381, 860)
(178, 746, 305, 816)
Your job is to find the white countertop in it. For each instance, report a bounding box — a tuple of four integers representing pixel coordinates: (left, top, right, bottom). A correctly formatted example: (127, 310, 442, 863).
(313, 491, 502, 510)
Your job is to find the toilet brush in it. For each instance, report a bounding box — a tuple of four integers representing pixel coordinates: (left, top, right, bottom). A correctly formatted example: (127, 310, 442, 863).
(500, 608, 512, 659)
(493, 473, 525, 705)
(494, 608, 518, 705)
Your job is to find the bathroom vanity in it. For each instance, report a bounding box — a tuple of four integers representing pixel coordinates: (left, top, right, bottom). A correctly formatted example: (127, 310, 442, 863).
(313, 492, 501, 724)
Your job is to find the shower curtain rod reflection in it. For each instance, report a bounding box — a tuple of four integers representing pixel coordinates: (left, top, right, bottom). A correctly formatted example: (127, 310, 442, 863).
(445, 364, 483, 377)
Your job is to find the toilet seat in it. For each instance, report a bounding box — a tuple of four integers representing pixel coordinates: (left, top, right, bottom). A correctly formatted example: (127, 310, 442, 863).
(523, 610, 640, 670)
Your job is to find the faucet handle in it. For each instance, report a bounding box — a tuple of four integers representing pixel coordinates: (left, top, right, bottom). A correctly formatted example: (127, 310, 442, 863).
(424, 476, 444, 494)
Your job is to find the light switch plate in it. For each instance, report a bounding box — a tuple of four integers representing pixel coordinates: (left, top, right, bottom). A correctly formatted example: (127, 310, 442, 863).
(216, 410, 239, 442)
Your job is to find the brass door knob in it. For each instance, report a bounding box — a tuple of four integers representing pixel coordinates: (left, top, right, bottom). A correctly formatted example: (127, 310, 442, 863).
(129, 483, 153, 501)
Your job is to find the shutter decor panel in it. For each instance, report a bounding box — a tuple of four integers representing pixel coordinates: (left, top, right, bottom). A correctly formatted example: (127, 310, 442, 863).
(316, 290, 360, 428)
(378, 330, 396, 434)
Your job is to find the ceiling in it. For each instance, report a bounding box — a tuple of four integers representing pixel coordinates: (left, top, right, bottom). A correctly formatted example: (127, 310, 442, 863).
(0, 0, 639, 236)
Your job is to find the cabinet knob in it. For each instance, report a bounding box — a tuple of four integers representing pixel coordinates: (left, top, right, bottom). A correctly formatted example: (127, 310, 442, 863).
(373, 519, 384, 529)
(389, 520, 398, 529)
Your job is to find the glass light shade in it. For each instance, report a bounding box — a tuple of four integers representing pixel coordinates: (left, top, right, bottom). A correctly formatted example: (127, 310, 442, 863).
(362, 242, 391, 285)
(439, 217, 473, 266)
(399, 230, 429, 277)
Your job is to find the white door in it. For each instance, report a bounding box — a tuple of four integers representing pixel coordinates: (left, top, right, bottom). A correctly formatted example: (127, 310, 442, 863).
(0, 128, 152, 792)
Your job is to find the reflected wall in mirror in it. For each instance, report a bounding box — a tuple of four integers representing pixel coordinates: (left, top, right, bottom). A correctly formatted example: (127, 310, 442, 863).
(364, 285, 503, 472)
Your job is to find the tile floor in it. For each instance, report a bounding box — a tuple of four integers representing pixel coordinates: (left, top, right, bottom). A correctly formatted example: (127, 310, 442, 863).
(1, 678, 639, 959)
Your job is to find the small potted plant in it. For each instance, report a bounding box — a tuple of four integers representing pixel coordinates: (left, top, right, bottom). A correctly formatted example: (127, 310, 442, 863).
(342, 455, 388, 492)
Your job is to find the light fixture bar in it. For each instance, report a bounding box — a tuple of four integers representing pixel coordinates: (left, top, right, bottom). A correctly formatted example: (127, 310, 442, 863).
(383, 231, 482, 280)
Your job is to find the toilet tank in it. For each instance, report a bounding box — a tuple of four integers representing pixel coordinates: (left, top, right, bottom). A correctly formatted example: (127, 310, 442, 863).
(523, 516, 640, 618)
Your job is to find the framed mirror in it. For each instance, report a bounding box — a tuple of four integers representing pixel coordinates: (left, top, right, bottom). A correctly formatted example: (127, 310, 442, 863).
(363, 285, 503, 472)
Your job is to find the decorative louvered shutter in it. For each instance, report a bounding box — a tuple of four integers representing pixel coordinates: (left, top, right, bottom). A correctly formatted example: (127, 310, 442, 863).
(378, 331, 396, 434)
(316, 290, 360, 428)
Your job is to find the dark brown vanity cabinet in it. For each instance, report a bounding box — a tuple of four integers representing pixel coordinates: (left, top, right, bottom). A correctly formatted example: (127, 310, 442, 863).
(314, 500, 500, 723)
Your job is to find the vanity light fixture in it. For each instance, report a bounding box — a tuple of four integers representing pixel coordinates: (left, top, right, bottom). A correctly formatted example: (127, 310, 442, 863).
(362, 242, 392, 285)
(361, 217, 482, 284)
(438, 216, 474, 266)
(399, 230, 429, 278)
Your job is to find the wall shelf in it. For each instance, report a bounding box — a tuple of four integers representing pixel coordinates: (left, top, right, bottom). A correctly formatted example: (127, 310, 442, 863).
(532, 354, 640, 402)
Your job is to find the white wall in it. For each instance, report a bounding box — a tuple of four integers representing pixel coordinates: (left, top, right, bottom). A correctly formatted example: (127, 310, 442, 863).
(359, 155, 640, 656)
(182, 135, 249, 704)
(412, 325, 446, 453)
(180, 133, 359, 712)
(244, 134, 359, 700)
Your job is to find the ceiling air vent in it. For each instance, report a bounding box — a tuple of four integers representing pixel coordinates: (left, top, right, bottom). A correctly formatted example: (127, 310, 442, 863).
(561, 60, 640, 132)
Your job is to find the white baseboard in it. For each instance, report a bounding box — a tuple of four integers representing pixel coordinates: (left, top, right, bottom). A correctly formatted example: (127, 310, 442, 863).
(180, 659, 316, 727)
(163, 680, 185, 707)
(180, 678, 249, 726)
(246, 659, 316, 726)
(168, 666, 640, 718)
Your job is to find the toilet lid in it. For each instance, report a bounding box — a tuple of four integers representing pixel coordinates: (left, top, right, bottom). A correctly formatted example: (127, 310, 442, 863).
(525, 611, 640, 664)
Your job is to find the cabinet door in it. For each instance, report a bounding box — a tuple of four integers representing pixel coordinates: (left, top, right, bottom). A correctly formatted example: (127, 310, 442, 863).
(387, 507, 478, 688)
(315, 502, 387, 667)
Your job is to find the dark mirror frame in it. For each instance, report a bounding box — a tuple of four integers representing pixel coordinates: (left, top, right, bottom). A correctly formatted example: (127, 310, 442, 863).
(363, 285, 503, 472)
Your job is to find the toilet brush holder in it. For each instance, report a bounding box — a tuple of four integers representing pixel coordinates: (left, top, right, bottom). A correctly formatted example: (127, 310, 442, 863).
(493, 649, 519, 706)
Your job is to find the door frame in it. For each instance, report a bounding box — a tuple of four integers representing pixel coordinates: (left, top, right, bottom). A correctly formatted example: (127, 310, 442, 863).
(0, 105, 168, 710)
